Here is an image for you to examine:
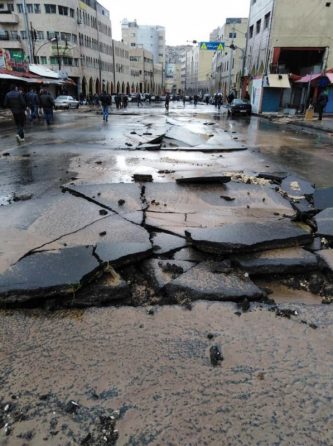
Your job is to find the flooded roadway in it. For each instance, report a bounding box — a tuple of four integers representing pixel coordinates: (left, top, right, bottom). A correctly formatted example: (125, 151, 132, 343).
(0, 103, 333, 445)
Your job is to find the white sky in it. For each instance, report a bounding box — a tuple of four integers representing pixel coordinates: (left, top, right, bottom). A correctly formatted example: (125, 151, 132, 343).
(101, 0, 251, 46)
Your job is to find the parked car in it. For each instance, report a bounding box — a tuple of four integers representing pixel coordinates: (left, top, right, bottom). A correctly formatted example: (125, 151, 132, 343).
(227, 99, 252, 116)
(54, 95, 79, 109)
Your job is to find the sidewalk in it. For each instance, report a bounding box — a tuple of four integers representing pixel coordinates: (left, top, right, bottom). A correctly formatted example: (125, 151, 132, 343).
(268, 114, 333, 135)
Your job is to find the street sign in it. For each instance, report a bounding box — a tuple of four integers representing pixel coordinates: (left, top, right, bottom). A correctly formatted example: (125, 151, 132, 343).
(199, 42, 225, 51)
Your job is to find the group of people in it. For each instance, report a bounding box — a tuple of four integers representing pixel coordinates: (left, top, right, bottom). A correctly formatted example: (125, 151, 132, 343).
(4, 85, 55, 143)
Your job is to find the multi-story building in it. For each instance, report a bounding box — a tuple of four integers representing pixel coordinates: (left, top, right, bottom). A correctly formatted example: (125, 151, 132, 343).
(129, 46, 161, 94)
(165, 45, 188, 94)
(245, 0, 333, 113)
(185, 44, 214, 96)
(210, 18, 248, 97)
(0, 0, 114, 96)
(121, 19, 165, 67)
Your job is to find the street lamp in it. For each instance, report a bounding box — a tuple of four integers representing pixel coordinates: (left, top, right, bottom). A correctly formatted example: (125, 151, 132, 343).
(50, 36, 61, 71)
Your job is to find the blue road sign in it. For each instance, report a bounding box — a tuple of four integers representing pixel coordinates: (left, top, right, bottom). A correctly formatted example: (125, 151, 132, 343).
(199, 41, 225, 51)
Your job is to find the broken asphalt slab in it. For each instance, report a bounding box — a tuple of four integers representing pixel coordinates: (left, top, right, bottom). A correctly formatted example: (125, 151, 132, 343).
(151, 232, 187, 255)
(0, 246, 100, 304)
(317, 249, 333, 273)
(315, 208, 333, 239)
(233, 247, 319, 275)
(314, 187, 333, 211)
(143, 259, 196, 291)
(144, 181, 295, 236)
(186, 221, 312, 255)
(280, 176, 315, 199)
(176, 174, 231, 184)
(164, 261, 265, 302)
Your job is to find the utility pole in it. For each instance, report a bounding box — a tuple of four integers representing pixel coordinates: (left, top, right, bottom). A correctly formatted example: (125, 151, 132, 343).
(22, 0, 33, 63)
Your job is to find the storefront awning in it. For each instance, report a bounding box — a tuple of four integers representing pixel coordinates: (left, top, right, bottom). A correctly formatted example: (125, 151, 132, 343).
(263, 74, 291, 88)
(0, 72, 42, 83)
(29, 64, 60, 79)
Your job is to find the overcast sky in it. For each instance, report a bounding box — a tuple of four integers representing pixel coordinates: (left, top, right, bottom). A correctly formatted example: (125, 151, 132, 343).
(102, 0, 250, 45)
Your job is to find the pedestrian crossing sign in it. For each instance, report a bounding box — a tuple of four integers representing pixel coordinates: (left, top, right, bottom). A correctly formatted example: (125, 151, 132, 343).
(199, 42, 225, 51)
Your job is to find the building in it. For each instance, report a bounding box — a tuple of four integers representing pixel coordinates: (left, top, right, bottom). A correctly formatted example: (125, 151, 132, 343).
(129, 46, 162, 94)
(165, 45, 188, 94)
(245, 0, 333, 113)
(0, 0, 115, 97)
(184, 44, 214, 96)
(121, 19, 165, 67)
(210, 18, 248, 98)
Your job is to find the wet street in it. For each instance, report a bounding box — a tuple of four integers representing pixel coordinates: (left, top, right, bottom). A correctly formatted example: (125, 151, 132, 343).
(0, 102, 333, 445)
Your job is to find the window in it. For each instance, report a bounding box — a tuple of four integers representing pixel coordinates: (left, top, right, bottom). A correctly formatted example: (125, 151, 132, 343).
(249, 25, 254, 38)
(0, 30, 9, 40)
(72, 34, 77, 44)
(17, 3, 23, 13)
(256, 19, 261, 34)
(70, 8, 74, 17)
(45, 4, 56, 13)
(11, 30, 18, 39)
(264, 12, 271, 28)
(26, 3, 33, 13)
(7, 3, 14, 11)
(58, 5, 68, 15)
(20, 30, 27, 39)
(40, 56, 47, 64)
(36, 30, 44, 39)
(49, 56, 58, 64)
(34, 4, 41, 13)
(229, 32, 236, 39)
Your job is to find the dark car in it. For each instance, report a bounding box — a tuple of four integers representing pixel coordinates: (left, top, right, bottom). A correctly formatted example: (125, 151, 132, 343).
(228, 99, 252, 116)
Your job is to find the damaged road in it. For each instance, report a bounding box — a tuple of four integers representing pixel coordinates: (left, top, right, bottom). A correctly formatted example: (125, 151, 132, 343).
(0, 107, 333, 308)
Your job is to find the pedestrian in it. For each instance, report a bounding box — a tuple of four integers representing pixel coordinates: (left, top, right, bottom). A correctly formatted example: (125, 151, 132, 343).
(122, 94, 128, 109)
(115, 93, 121, 109)
(4, 84, 27, 143)
(227, 91, 235, 104)
(217, 94, 223, 110)
(99, 90, 111, 122)
(317, 90, 329, 121)
(136, 92, 142, 107)
(165, 93, 170, 112)
(182, 95, 186, 107)
(193, 94, 198, 106)
(25, 88, 39, 123)
(39, 88, 55, 126)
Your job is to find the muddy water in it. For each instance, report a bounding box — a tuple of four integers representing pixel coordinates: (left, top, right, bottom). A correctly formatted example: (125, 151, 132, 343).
(0, 303, 332, 445)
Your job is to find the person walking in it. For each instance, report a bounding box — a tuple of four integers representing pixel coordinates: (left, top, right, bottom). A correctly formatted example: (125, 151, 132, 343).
(99, 90, 111, 122)
(4, 84, 27, 143)
(25, 88, 39, 123)
(39, 89, 55, 126)
(136, 92, 142, 107)
(165, 93, 170, 112)
(317, 90, 329, 121)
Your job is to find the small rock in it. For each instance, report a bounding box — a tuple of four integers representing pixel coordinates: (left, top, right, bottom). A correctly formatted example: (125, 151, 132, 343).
(147, 308, 154, 315)
(118, 199, 125, 206)
(99, 209, 108, 216)
(210, 345, 224, 366)
(95, 161, 103, 164)
(99, 231, 107, 237)
(64, 400, 79, 414)
(220, 195, 235, 202)
(3, 152, 10, 156)
(207, 333, 214, 340)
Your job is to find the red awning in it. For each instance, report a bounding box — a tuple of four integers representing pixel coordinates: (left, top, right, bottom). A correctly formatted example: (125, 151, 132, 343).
(295, 73, 322, 83)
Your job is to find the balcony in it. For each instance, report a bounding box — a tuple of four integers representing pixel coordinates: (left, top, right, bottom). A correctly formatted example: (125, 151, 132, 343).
(0, 12, 19, 24)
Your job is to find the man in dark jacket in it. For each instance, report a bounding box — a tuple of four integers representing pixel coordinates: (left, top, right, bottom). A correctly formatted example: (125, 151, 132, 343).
(4, 84, 27, 143)
(99, 90, 111, 121)
(317, 90, 329, 121)
(25, 88, 39, 122)
(39, 89, 55, 126)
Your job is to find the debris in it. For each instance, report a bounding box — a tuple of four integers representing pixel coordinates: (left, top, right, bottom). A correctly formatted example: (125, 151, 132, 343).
(220, 195, 235, 201)
(209, 345, 224, 366)
(118, 199, 125, 206)
(65, 400, 79, 414)
(99, 231, 107, 237)
(133, 174, 153, 182)
(99, 209, 108, 216)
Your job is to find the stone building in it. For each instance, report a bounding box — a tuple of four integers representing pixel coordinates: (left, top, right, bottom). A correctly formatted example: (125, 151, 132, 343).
(210, 17, 248, 98)
(0, 0, 114, 96)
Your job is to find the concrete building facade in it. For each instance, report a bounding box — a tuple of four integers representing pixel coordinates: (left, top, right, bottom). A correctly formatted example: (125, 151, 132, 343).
(121, 19, 165, 67)
(245, 0, 333, 112)
(185, 45, 214, 95)
(211, 17, 248, 97)
(0, 0, 114, 96)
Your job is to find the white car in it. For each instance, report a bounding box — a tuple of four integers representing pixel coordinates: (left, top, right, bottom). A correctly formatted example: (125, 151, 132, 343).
(54, 95, 79, 110)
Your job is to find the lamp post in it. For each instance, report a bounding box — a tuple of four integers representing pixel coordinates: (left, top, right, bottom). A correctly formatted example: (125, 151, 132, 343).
(51, 36, 61, 71)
